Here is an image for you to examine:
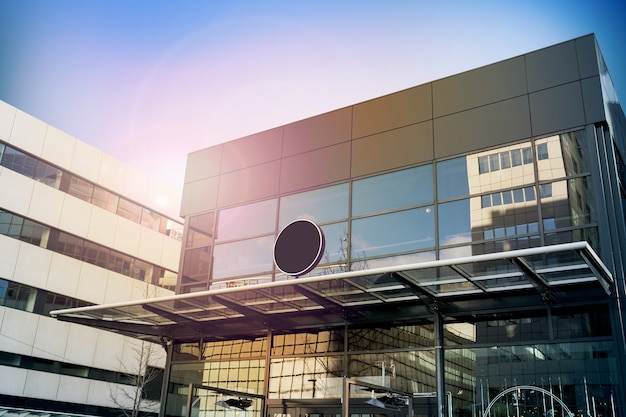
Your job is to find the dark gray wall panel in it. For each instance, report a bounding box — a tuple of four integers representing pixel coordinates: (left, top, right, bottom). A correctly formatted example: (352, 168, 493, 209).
(529, 82, 586, 136)
(352, 84, 432, 139)
(526, 40, 579, 93)
(433, 56, 527, 117)
(280, 142, 351, 194)
(351, 121, 433, 178)
(282, 107, 352, 157)
(221, 127, 283, 173)
(434, 96, 531, 158)
(180, 177, 219, 216)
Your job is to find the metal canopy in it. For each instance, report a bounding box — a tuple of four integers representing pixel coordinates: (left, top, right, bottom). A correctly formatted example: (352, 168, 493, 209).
(51, 242, 614, 343)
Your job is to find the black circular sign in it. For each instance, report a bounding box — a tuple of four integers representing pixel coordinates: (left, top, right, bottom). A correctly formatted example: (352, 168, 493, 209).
(274, 219, 325, 276)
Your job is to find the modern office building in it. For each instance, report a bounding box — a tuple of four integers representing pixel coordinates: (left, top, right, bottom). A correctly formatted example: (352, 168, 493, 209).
(53, 34, 626, 417)
(0, 100, 183, 416)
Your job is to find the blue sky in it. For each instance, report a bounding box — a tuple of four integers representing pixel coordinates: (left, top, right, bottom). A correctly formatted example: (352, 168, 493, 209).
(1, 1, 624, 187)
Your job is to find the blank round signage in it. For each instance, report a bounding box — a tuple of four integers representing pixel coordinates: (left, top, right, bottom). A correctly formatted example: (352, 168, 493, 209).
(274, 219, 325, 276)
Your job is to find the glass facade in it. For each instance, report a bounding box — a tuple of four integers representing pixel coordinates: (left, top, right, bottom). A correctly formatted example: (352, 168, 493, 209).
(179, 129, 600, 291)
(164, 127, 622, 416)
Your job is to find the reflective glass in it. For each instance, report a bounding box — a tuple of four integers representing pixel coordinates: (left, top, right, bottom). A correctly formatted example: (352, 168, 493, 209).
(538, 130, 591, 181)
(217, 199, 277, 241)
(279, 183, 348, 227)
(0, 147, 37, 177)
(445, 341, 617, 417)
(317, 221, 348, 266)
(272, 331, 344, 355)
(140, 208, 163, 232)
(68, 175, 94, 203)
(269, 356, 344, 399)
(187, 212, 215, 247)
(351, 207, 435, 258)
(117, 197, 142, 223)
(478, 156, 489, 174)
(437, 157, 469, 200)
(540, 178, 595, 228)
(34, 161, 62, 188)
(500, 151, 511, 169)
(212, 235, 275, 279)
(348, 325, 434, 350)
(182, 247, 211, 283)
(349, 351, 436, 393)
(511, 149, 522, 166)
(352, 165, 433, 216)
(489, 153, 500, 171)
(438, 199, 471, 246)
(0, 211, 23, 238)
(92, 186, 119, 212)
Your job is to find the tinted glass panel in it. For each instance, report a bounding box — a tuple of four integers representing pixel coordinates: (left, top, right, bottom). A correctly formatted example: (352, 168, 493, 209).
(182, 247, 211, 283)
(352, 165, 433, 216)
(187, 212, 215, 247)
(117, 198, 142, 223)
(279, 183, 348, 227)
(0, 147, 37, 177)
(541, 178, 595, 228)
(438, 199, 471, 246)
(34, 161, 62, 188)
(351, 207, 435, 258)
(68, 175, 94, 202)
(213, 236, 275, 279)
(141, 208, 163, 232)
(218, 199, 277, 241)
(92, 186, 119, 212)
(437, 157, 469, 200)
(318, 221, 349, 266)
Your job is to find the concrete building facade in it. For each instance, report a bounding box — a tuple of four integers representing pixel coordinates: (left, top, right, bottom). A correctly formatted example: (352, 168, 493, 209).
(0, 100, 183, 416)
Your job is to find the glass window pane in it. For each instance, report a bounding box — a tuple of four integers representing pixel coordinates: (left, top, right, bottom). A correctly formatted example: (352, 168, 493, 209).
(524, 186, 536, 201)
(34, 161, 62, 188)
(20, 219, 48, 246)
(510, 149, 522, 166)
(437, 157, 469, 200)
(536, 142, 549, 160)
(540, 183, 552, 198)
(212, 236, 275, 280)
(500, 151, 511, 169)
(478, 156, 489, 174)
(92, 186, 119, 212)
(68, 175, 94, 203)
(0, 147, 37, 177)
(501, 190, 513, 204)
(117, 197, 142, 223)
(187, 212, 215, 247)
(182, 247, 211, 283)
(513, 188, 525, 203)
(481, 195, 491, 208)
(218, 199, 277, 241)
(352, 165, 433, 216)
(488, 153, 500, 171)
(438, 199, 471, 246)
(317, 221, 349, 266)
(351, 207, 435, 259)
(540, 178, 595, 228)
(491, 192, 502, 206)
(56, 232, 84, 260)
(279, 183, 348, 227)
(140, 208, 162, 232)
(522, 147, 533, 164)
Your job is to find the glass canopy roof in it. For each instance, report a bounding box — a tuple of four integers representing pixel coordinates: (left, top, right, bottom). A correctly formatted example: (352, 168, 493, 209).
(51, 242, 613, 343)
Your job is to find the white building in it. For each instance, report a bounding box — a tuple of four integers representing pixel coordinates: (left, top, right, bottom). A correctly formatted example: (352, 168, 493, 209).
(0, 100, 182, 416)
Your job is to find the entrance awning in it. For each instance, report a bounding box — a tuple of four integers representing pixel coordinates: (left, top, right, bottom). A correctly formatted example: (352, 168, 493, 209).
(51, 242, 613, 343)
